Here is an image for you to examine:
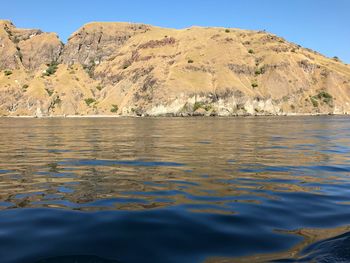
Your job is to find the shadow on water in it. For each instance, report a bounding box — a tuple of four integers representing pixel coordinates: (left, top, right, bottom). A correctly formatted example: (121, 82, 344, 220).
(33, 229, 350, 263)
(35, 255, 120, 263)
(298, 231, 350, 262)
(0, 116, 350, 262)
(273, 230, 350, 262)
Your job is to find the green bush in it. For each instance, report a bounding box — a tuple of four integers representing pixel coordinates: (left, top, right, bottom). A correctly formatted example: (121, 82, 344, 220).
(309, 92, 333, 107)
(225, 29, 230, 33)
(22, 84, 29, 91)
(96, 85, 104, 91)
(4, 70, 12, 76)
(188, 59, 194, 64)
(255, 66, 265, 75)
(110, 104, 119, 113)
(43, 61, 59, 76)
(317, 91, 332, 100)
(317, 91, 333, 104)
(248, 49, 254, 54)
(193, 102, 203, 111)
(85, 98, 96, 106)
(310, 97, 319, 107)
(193, 102, 212, 112)
(251, 82, 258, 88)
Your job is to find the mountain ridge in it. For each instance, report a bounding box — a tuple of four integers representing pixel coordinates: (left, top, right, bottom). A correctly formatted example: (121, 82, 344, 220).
(1, 20, 350, 117)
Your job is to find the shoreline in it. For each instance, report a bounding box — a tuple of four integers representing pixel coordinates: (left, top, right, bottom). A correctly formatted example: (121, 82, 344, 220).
(0, 113, 348, 119)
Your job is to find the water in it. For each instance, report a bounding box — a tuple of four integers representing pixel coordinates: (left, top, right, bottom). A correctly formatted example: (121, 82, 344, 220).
(0, 116, 350, 263)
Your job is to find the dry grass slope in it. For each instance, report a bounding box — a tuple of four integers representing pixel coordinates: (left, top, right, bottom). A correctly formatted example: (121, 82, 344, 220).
(0, 20, 350, 116)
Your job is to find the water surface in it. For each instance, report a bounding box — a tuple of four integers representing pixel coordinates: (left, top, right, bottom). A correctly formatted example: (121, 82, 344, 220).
(0, 116, 350, 262)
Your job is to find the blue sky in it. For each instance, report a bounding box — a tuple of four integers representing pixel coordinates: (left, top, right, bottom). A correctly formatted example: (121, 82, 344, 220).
(1, 0, 349, 63)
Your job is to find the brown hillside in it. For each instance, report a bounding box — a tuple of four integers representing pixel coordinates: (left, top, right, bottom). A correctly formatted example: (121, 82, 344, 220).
(1, 20, 350, 116)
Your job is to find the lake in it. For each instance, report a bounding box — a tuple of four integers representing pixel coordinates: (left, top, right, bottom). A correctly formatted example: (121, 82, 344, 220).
(0, 116, 350, 263)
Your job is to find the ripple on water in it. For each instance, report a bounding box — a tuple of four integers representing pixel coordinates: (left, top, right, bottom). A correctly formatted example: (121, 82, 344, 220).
(0, 116, 350, 262)
(59, 159, 185, 167)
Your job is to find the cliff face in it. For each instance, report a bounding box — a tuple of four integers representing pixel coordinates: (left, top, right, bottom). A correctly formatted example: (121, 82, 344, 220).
(0, 20, 63, 70)
(60, 22, 150, 66)
(0, 20, 350, 117)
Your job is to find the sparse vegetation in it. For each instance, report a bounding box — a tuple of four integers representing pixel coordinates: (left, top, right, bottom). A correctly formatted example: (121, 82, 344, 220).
(53, 96, 62, 106)
(251, 82, 258, 88)
(4, 70, 12, 76)
(45, 88, 54, 96)
(48, 96, 62, 112)
(282, 95, 290, 102)
(139, 37, 176, 49)
(255, 66, 266, 75)
(122, 60, 131, 69)
(22, 84, 29, 91)
(316, 91, 333, 104)
(309, 92, 332, 107)
(110, 104, 119, 113)
(193, 102, 203, 112)
(43, 61, 59, 77)
(83, 59, 96, 78)
(84, 98, 96, 106)
(193, 102, 212, 112)
(310, 96, 319, 107)
(18, 51, 23, 62)
(52, 96, 62, 108)
(96, 85, 104, 91)
(1, 22, 348, 117)
(13, 36, 20, 44)
(333, 56, 341, 62)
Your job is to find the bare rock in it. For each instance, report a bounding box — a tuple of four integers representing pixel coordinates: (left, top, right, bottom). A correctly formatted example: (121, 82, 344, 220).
(60, 22, 150, 67)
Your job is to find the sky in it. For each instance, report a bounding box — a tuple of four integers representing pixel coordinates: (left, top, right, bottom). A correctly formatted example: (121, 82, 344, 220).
(1, 0, 349, 63)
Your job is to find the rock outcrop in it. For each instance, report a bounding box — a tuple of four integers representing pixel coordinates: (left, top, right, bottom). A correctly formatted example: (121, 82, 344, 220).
(60, 22, 150, 67)
(0, 20, 63, 70)
(1, 20, 350, 117)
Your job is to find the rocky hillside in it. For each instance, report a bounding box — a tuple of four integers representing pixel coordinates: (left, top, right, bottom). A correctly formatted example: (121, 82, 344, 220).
(1, 20, 350, 117)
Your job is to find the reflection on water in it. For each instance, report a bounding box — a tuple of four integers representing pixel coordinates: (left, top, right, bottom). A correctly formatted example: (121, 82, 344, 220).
(0, 116, 350, 262)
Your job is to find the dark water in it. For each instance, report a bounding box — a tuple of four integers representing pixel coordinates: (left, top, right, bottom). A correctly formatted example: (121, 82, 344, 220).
(0, 116, 350, 263)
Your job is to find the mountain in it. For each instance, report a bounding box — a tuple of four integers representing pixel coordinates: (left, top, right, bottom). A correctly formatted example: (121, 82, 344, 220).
(1, 20, 350, 117)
